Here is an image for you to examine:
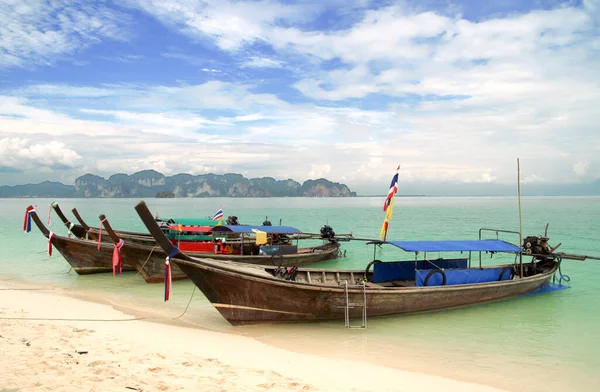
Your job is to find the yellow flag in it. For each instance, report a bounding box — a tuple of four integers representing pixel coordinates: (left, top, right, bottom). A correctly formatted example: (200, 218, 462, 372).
(379, 198, 394, 240)
(252, 228, 267, 245)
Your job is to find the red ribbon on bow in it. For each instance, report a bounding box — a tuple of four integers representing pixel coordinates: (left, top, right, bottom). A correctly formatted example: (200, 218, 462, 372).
(23, 206, 35, 233)
(112, 239, 124, 276)
(48, 232, 55, 256)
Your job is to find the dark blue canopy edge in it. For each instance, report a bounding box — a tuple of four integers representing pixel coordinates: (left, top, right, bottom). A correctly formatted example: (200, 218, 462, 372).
(384, 239, 522, 253)
(211, 225, 301, 234)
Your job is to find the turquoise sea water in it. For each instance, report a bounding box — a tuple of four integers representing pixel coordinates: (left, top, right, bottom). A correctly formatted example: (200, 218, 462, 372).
(1, 196, 599, 391)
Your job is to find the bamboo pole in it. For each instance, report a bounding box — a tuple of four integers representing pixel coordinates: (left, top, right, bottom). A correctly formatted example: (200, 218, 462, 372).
(517, 158, 523, 278)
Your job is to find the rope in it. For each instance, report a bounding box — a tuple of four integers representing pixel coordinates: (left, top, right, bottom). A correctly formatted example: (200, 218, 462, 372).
(553, 255, 571, 285)
(172, 286, 196, 320)
(112, 246, 158, 287)
(132, 246, 157, 279)
(0, 285, 198, 322)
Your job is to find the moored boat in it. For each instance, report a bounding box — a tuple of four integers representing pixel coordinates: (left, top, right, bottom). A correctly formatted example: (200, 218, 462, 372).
(27, 203, 345, 283)
(98, 213, 343, 283)
(25, 205, 136, 275)
(134, 200, 567, 326)
(52, 202, 352, 245)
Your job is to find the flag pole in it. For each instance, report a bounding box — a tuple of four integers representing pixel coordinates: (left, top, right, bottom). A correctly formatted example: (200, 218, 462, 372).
(517, 158, 523, 278)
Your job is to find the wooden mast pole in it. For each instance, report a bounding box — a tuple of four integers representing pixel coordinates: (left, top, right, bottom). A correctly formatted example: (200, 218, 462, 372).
(517, 158, 523, 278)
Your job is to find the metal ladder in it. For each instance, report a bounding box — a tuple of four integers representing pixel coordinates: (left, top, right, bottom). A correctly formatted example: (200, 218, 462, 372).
(339, 280, 367, 329)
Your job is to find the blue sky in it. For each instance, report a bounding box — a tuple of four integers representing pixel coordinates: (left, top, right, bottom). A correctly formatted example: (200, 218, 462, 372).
(0, 0, 599, 194)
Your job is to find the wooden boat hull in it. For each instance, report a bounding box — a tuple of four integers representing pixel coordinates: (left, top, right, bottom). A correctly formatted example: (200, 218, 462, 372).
(44, 233, 339, 283)
(28, 206, 136, 274)
(118, 242, 188, 283)
(50, 235, 137, 274)
(172, 257, 557, 325)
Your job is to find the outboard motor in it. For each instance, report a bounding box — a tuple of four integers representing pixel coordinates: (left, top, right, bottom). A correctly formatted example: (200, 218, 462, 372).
(226, 216, 239, 226)
(263, 216, 272, 226)
(320, 225, 335, 239)
(522, 236, 550, 255)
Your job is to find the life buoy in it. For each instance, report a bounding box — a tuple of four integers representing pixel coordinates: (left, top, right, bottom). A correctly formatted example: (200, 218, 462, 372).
(424, 269, 446, 286)
(365, 260, 382, 281)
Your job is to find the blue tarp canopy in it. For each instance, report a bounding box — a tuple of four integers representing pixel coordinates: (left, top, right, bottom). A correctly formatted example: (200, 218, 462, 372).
(211, 225, 301, 234)
(385, 239, 522, 253)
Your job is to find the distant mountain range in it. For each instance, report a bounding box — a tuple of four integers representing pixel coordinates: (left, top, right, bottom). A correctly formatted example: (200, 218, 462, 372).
(0, 170, 357, 198)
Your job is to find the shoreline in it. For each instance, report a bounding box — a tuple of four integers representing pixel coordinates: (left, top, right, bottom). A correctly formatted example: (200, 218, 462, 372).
(0, 278, 508, 392)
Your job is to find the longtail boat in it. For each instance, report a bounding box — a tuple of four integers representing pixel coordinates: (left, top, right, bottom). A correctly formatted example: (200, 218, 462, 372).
(52, 202, 352, 245)
(26, 204, 344, 283)
(25, 205, 136, 274)
(98, 213, 342, 283)
(134, 200, 571, 326)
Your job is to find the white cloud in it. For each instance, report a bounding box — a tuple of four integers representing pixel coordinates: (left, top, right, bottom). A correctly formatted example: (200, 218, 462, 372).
(231, 114, 268, 122)
(0, 137, 82, 171)
(308, 164, 331, 178)
(99, 54, 143, 63)
(14, 84, 123, 98)
(243, 56, 284, 68)
(128, 0, 310, 51)
(80, 109, 228, 130)
(0, 0, 129, 68)
(162, 52, 206, 65)
(5, 81, 287, 111)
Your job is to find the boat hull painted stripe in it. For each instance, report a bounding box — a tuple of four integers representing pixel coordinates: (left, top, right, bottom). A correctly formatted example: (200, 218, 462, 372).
(213, 303, 312, 316)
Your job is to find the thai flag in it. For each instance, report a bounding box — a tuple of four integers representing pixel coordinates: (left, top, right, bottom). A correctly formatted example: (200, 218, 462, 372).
(212, 206, 224, 221)
(383, 165, 400, 211)
(380, 165, 401, 240)
(24, 205, 35, 233)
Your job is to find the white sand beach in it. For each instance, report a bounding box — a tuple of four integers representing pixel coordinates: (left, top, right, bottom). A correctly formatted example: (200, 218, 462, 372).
(0, 280, 508, 392)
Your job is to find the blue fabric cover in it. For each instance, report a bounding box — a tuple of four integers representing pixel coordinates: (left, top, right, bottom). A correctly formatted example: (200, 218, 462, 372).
(416, 267, 513, 287)
(212, 225, 301, 234)
(372, 259, 468, 283)
(387, 240, 522, 253)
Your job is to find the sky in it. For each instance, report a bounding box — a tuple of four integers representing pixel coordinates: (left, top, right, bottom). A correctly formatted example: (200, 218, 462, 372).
(0, 0, 599, 195)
